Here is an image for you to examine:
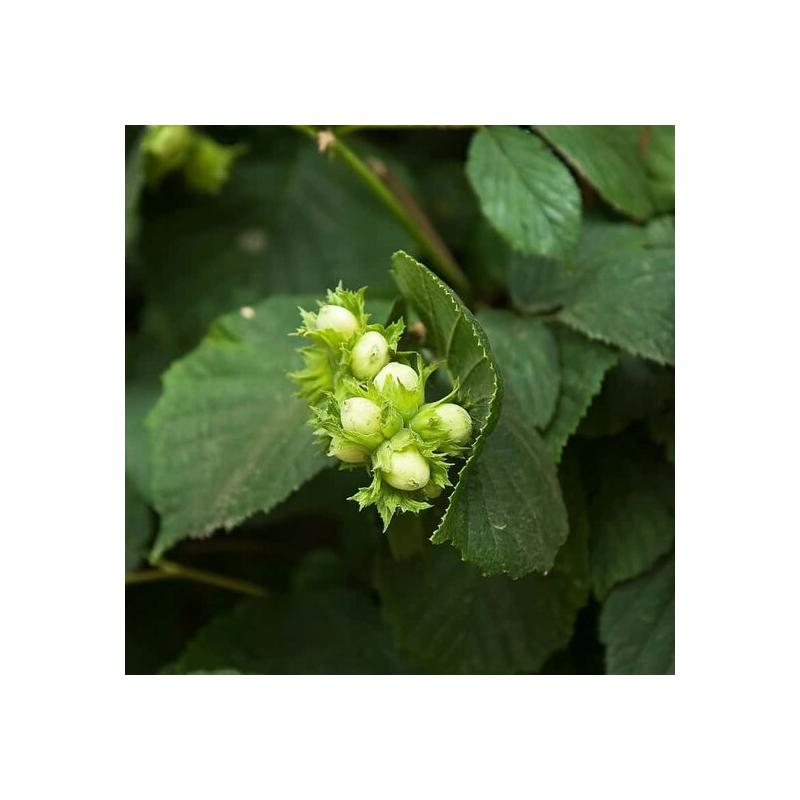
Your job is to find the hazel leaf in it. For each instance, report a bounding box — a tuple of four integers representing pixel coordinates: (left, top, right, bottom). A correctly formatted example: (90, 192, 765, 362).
(392, 252, 569, 577)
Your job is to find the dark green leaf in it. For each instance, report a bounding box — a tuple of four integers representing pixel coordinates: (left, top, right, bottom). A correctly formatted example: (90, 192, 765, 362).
(175, 590, 410, 674)
(392, 252, 567, 576)
(507, 220, 653, 313)
(376, 456, 589, 673)
(140, 142, 413, 348)
(466, 126, 581, 258)
(393, 252, 567, 576)
(558, 245, 674, 364)
(506, 253, 568, 314)
(648, 405, 675, 463)
(510, 221, 675, 365)
(600, 554, 675, 674)
(588, 449, 674, 599)
(125, 378, 159, 502)
(431, 405, 569, 577)
(646, 215, 675, 247)
(573, 218, 655, 261)
(291, 549, 348, 593)
(646, 126, 675, 213)
(147, 296, 334, 559)
(391, 251, 501, 436)
(536, 126, 655, 220)
(542, 326, 618, 461)
(580, 354, 674, 438)
(477, 309, 561, 429)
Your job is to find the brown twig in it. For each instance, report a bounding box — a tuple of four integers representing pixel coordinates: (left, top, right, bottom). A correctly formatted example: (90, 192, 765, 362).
(639, 125, 652, 156)
(367, 155, 464, 292)
(292, 125, 474, 302)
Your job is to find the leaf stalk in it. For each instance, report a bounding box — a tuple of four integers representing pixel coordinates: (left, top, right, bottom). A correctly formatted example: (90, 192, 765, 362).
(126, 558, 266, 597)
(292, 125, 474, 302)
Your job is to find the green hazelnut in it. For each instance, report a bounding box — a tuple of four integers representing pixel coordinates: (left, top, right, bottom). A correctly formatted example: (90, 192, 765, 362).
(381, 441, 430, 491)
(340, 397, 382, 438)
(328, 439, 369, 464)
(316, 305, 359, 338)
(373, 362, 423, 420)
(411, 402, 472, 447)
(350, 331, 390, 380)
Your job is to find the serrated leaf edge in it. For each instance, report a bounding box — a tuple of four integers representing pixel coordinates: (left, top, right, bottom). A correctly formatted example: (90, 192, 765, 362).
(558, 312, 674, 367)
(534, 127, 654, 223)
(544, 325, 619, 462)
(389, 251, 504, 553)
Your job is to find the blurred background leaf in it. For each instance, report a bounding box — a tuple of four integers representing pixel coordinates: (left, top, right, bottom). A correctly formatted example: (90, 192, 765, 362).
(376, 453, 589, 673)
(174, 590, 412, 675)
(138, 135, 414, 355)
(600, 553, 675, 674)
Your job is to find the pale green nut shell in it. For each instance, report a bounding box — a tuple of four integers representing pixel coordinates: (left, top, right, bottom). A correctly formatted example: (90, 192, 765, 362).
(328, 440, 368, 464)
(350, 331, 391, 380)
(316, 305, 359, 338)
(373, 362, 422, 420)
(340, 397, 382, 437)
(434, 403, 473, 446)
(374, 362, 419, 393)
(383, 445, 431, 491)
(411, 402, 473, 447)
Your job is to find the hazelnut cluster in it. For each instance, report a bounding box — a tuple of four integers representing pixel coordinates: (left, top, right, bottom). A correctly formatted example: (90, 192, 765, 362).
(290, 285, 473, 528)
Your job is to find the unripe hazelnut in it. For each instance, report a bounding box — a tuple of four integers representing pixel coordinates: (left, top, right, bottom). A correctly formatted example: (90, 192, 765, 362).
(316, 305, 359, 338)
(374, 362, 419, 392)
(328, 440, 368, 464)
(382, 443, 431, 491)
(411, 402, 473, 447)
(340, 397, 382, 438)
(350, 331, 390, 380)
(432, 403, 473, 446)
(373, 362, 423, 420)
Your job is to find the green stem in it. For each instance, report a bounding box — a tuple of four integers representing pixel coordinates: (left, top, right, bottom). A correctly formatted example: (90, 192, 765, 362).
(126, 558, 266, 597)
(293, 126, 473, 302)
(125, 570, 172, 585)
